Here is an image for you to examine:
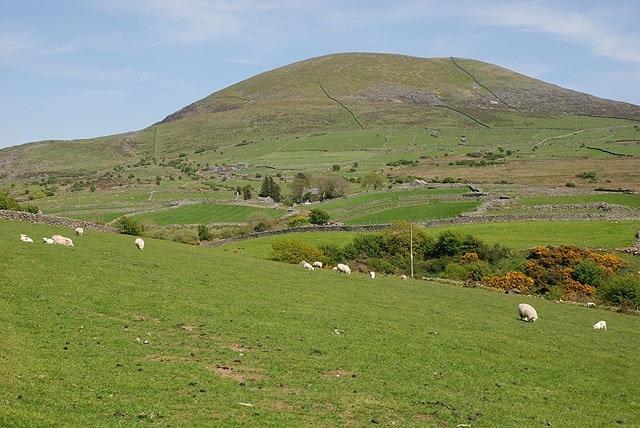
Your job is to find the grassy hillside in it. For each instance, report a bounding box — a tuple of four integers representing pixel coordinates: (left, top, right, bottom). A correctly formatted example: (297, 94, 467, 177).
(2, 219, 640, 426)
(0, 53, 638, 239)
(1, 54, 638, 187)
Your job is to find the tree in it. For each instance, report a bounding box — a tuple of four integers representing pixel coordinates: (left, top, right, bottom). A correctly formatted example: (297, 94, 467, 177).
(361, 173, 386, 190)
(313, 174, 350, 199)
(287, 173, 311, 203)
(198, 224, 211, 241)
(259, 176, 282, 202)
(309, 208, 330, 225)
(381, 221, 428, 257)
(242, 185, 252, 200)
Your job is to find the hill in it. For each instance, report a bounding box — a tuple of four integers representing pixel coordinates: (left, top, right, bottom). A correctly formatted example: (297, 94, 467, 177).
(0, 52, 639, 229)
(0, 53, 638, 183)
(161, 53, 640, 123)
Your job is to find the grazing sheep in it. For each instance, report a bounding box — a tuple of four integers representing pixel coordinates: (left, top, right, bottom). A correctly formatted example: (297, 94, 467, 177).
(42, 237, 55, 244)
(303, 262, 314, 271)
(400, 274, 407, 280)
(75, 227, 84, 236)
(370, 271, 376, 279)
(587, 302, 596, 308)
(332, 263, 351, 275)
(593, 320, 607, 330)
(51, 234, 73, 246)
(312, 261, 323, 268)
(518, 303, 538, 323)
(134, 237, 145, 250)
(19, 234, 34, 243)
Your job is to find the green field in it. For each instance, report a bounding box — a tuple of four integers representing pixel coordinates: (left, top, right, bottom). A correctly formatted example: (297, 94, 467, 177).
(3, 219, 639, 426)
(133, 202, 284, 226)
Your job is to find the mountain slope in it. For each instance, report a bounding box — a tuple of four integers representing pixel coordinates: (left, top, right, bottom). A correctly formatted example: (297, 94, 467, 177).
(161, 53, 640, 123)
(1, 52, 639, 182)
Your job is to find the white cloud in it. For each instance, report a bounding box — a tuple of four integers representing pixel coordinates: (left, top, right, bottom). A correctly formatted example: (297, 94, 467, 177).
(464, 1, 640, 63)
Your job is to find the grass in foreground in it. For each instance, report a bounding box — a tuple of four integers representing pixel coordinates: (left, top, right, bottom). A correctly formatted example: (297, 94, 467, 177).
(1, 219, 639, 427)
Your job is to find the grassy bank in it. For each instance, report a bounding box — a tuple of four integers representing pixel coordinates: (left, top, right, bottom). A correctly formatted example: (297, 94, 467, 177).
(1, 219, 639, 427)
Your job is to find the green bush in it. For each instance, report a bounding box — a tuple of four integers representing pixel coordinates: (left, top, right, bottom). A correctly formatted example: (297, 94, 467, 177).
(317, 243, 345, 265)
(198, 224, 211, 241)
(115, 216, 144, 236)
(268, 239, 324, 264)
(23, 204, 39, 214)
(598, 275, 640, 308)
(368, 257, 395, 274)
(573, 259, 608, 288)
(309, 208, 330, 225)
(0, 191, 20, 210)
(171, 229, 199, 245)
(288, 215, 309, 227)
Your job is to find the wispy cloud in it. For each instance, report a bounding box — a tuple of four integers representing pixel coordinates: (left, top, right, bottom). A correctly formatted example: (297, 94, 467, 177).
(0, 27, 33, 58)
(464, 1, 640, 63)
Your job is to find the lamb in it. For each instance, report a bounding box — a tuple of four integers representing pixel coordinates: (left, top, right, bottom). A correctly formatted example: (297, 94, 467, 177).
(518, 303, 538, 323)
(587, 302, 596, 308)
(332, 263, 351, 275)
(593, 320, 607, 330)
(19, 234, 34, 243)
(303, 261, 314, 271)
(312, 261, 323, 268)
(75, 227, 84, 236)
(134, 237, 145, 250)
(51, 234, 73, 246)
(400, 274, 407, 280)
(370, 271, 376, 279)
(42, 237, 55, 244)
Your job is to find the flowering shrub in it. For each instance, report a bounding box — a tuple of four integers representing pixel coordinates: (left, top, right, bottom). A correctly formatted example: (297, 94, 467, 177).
(561, 277, 597, 301)
(524, 245, 626, 301)
(460, 252, 479, 263)
(483, 271, 534, 292)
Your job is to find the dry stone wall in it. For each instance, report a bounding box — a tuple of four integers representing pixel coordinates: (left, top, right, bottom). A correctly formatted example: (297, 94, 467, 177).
(0, 210, 117, 233)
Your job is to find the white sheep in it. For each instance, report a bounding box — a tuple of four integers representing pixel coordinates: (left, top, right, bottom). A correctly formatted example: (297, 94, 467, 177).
(51, 234, 73, 246)
(75, 227, 84, 236)
(19, 234, 34, 243)
(370, 271, 376, 279)
(42, 237, 55, 244)
(312, 261, 323, 268)
(587, 302, 596, 308)
(400, 274, 407, 280)
(303, 262, 314, 271)
(518, 303, 538, 323)
(593, 320, 607, 330)
(332, 263, 351, 275)
(134, 237, 145, 250)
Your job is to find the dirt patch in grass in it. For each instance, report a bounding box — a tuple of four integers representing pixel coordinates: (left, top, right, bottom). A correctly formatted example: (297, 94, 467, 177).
(145, 354, 192, 363)
(326, 369, 355, 378)
(209, 364, 267, 383)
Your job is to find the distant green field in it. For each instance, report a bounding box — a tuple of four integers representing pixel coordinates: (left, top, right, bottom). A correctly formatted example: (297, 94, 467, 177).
(342, 200, 479, 224)
(133, 202, 286, 225)
(210, 220, 640, 267)
(518, 193, 640, 208)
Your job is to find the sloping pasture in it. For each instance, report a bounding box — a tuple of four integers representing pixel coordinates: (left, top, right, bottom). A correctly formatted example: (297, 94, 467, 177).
(209, 220, 640, 275)
(2, 219, 638, 426)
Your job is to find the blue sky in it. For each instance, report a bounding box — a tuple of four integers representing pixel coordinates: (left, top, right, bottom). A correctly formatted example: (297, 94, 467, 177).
(1, 0, 639, 149)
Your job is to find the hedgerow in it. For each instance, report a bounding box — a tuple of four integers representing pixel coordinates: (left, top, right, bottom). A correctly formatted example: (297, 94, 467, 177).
(267, 226, 636, 309)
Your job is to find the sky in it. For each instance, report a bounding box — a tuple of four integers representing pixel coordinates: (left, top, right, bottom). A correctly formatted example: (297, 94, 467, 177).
(1, 1, 639, 150)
